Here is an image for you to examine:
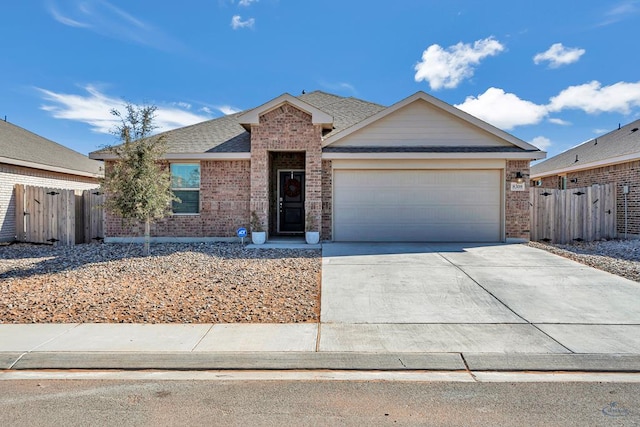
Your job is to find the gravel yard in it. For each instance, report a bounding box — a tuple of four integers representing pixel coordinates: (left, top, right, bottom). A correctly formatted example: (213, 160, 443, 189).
(0, 243, 320, 324)
(529, 239, 640, 283)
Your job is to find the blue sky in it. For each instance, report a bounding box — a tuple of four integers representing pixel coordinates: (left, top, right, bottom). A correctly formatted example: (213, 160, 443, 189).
(2, 1, 640, 158)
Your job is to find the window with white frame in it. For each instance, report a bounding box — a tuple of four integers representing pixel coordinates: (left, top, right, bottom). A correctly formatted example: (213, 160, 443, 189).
(171, 163, 200, 214)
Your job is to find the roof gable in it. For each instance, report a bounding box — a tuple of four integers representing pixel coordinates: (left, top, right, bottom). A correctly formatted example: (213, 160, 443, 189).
(323, 91, 541, 153)
(238, 93, 333, 130)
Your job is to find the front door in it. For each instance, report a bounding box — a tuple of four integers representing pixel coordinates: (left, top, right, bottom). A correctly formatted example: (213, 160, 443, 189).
(279, 171, 305, 233)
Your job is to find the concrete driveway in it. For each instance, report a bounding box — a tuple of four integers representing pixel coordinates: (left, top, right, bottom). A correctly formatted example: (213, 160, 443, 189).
(320, 243, 640, 354)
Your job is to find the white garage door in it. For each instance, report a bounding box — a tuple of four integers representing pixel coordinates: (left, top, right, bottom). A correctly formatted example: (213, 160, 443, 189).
(333, 169, 502, 242)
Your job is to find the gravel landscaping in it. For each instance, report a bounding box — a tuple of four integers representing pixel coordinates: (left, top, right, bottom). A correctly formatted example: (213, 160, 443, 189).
(2, 239, 637, 324)
(0, 243, 320, 324)
(529, 239, 640, 283)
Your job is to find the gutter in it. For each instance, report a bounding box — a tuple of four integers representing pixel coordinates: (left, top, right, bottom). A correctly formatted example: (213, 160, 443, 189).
(531, 152, 640, 179)
(0, 156, 103, 179)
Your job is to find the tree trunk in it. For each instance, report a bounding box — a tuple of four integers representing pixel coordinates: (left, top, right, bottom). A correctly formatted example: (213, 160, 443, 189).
(144, 218, 150, 256)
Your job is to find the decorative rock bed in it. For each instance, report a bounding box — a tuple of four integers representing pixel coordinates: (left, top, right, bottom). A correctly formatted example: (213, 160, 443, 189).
(0, 243, 320, 324)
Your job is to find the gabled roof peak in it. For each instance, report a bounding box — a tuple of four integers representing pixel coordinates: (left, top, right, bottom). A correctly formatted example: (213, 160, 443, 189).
(237, 93, 333, 130)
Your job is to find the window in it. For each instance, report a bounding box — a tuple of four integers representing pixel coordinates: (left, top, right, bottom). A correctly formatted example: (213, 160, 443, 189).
(171, 163, 200, 214)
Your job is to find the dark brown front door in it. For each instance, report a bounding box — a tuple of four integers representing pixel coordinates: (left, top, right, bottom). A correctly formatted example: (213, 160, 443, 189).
(279, 171, 305, 232)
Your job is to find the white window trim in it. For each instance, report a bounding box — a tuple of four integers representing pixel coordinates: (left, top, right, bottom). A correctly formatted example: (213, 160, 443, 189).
(170, 162, 201, 215)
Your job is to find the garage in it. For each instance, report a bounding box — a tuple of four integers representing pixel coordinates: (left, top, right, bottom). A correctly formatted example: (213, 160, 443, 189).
(333, 169, 502, 242)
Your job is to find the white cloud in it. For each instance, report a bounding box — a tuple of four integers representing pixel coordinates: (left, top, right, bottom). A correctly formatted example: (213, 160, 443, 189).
(216, 105, 242, 115)
(38, 85, 211, 134)
(548, 117, 571, 125)
(533, 43, 585, 68)
(231, 15, 255, 29)
(598, 1, 640, 26)
(46, 0, 184, 52)
(414, 37, 505, 90)
(238, 0, 258, 6)
(455, 87, 548, 129)
(531, 136, 552, 151)
(548, 80, 640, 114)
(48, 3, 90, 28)
(200, 106, 213, 114)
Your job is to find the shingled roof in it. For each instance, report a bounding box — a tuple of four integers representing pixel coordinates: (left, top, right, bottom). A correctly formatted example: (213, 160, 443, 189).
(531, 119, 640, 177)
(0, 120, 103, 177)
(90, 91, 385, 158)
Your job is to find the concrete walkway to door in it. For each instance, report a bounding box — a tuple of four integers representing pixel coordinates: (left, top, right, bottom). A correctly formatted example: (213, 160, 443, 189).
(320, 242, 640, 356)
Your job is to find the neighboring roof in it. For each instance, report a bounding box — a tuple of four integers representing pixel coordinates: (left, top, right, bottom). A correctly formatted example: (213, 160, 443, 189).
(0, 120, 103, 178)
(531, 119, 640, 177)
(90, 91, 385, 159)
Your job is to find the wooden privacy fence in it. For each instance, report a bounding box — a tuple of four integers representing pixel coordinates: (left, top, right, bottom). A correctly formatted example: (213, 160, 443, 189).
(14, 184, 104, 246)
(530, 184, 616, 244)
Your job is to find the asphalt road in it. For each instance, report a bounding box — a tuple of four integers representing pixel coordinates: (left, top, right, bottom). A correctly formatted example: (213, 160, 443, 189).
(1, 378, 639, 426)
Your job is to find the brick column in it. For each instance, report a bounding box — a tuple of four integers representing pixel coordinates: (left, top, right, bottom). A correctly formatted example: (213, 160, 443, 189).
(505, 160, 530, 241)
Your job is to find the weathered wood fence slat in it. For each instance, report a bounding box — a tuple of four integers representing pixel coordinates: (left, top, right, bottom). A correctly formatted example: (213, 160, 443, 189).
(13, 184, 104, 246)
(530, 184, 617, 244)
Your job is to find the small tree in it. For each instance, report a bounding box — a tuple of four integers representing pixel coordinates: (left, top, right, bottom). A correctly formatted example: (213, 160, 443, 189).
(100, 103, 178, 255)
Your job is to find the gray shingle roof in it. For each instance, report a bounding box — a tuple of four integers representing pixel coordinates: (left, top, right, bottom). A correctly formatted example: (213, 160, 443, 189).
(90, 91, 385, 157)
(0, 120, 103, 176)
(531, 119, 640, 176)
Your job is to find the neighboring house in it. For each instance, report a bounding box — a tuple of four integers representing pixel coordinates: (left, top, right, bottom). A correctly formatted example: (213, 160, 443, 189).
(90, 91, 544, 243)
(0, 120, 103, 242)
(531, 120, 640, 237)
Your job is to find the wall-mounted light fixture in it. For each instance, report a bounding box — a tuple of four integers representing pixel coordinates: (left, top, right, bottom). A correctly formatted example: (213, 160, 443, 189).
(515, 172, 524, 183)
(570, 178, 578, 183)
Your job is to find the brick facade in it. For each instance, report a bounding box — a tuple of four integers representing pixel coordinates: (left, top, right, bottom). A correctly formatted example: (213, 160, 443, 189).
(249, 105, 323, 238)
(0, 162, 99, 242)
(321, 160, 333, 241)
(105, 160, 251, 238)
(100, 100, 539, 243)
(533, 160, 640, 236)
(505, 160, 530, 240)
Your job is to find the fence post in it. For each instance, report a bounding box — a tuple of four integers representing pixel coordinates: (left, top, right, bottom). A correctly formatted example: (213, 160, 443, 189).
(14, 184, 25, 242)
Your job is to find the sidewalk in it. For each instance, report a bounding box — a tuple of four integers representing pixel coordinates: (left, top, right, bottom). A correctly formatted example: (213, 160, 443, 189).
(2, 323, 640, 372)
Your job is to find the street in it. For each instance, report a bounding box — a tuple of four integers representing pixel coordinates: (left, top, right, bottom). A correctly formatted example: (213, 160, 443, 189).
(1, 373, 639, 426)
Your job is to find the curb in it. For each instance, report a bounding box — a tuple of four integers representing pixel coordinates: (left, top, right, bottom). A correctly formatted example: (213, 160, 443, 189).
(3, 352, 640, 372)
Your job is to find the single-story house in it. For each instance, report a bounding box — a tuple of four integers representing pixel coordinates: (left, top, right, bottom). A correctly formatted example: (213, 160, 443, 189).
(531, 119, 640, 237)
(0, 120, 103, 242)
(90, 91, 545, 243)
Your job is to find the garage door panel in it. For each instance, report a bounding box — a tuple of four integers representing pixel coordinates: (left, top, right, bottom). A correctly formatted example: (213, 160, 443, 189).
(336, 222, 501, 242)
(336, 205, 498, 224)
(337, 188, 498, 205)
(334, 169, 501, 242)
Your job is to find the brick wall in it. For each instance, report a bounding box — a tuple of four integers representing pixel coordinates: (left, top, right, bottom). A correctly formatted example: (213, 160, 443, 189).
(505, 160, 530, 240)
(531, 175, 560, 188)
(105, 160, 251, 238)
(0, 162, 99, 242)
(249, 104, 323, 238)
(534, 160, 639, 235)
(321, 160, 332, 241)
